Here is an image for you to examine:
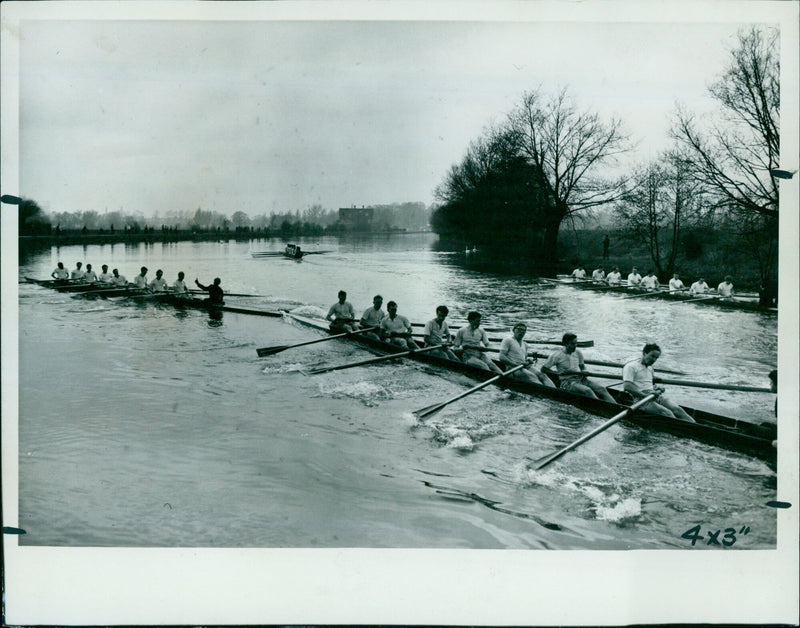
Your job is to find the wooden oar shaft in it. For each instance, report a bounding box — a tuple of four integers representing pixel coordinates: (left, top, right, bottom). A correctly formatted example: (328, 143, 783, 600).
(579, 371, 772, 393)
(408, 327, 591, 346)
(525, 351, 685, 375)
(534, 393, 658, 470)
(256, 326, 379, 357)
(413, 363, 527, 419)
(188, 290, 262, 297)
(305, 343, 445, 375)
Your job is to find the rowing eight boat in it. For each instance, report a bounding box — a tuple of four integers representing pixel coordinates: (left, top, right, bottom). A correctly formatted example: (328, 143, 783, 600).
(285, 313, 776, 465)
(542, 277, 776, 313)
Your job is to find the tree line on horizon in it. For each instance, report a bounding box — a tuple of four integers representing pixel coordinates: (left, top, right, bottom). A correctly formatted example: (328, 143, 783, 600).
(431, 26, 781, 287)
(18, 201, 433, 237)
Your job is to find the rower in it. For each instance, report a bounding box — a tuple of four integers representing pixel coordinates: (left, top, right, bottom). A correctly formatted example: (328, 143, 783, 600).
(591, 266, 605, 282)
(194, 277, 225, 304)
(149, 269, 168, 292)
(668, 272, 685, 292)
(541, 333, 615, 402)
(111, 268, 128, 286)
(132, 267, 149, 289)
(689, 277, 709, 295)
(98, 265, 114, 283)
(717, 275, 735, 299)
(359, 295, 385, 340)
(605, 266, 622, 286)
(70, 262, 85, 281)
(422, 305, 458, 360)
(640, 270, 660, 291)
(622, 343, 695, 422)
(51, 262, 69, 280)
(498, 323, 555, 387)
(83, 263, 98, 283)
(172, 271, 189, 296)
(571, 265, 587, 279)
(453, 311, 503, 374)
(326, 290, 356, 333)
(380, 301, 419, 351)
(627, 266, 642, 288)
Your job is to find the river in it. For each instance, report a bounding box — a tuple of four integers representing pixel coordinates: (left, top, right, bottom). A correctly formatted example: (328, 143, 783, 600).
(14, 234, 779, 549)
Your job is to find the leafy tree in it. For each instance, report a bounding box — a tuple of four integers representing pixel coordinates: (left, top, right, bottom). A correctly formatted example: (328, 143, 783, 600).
(18, 198, 50, 234)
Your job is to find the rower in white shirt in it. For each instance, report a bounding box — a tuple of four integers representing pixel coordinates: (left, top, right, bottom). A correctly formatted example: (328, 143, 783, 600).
(640, 270, 660, 291)
(668, 273, 685, 292)
(717, 275, 735, 298)
(132, 266, 149, 289)
(380, 301, 419, 351)
(571, 266, 587, 279)
(83, 264, 98, 283)
(422, 305, 458, 360)
(98, 264, 114, 283)
(51, 262, 70, 280)
(70, 262, 85, 281)
(626, 267, 642, 288)
(498, 323, 555, 387)
(148, 269, 168, 292)
(605, 266, 622, 285)
(111, 269, 128, 286)
(689, 277, 709, 295)
(591, 266, 605, 282)
(172, 271, 189, 296)
(359, 295, 386, 341)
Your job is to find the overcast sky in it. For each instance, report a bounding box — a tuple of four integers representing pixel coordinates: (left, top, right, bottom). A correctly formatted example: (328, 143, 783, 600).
(8, 6, 779, 217)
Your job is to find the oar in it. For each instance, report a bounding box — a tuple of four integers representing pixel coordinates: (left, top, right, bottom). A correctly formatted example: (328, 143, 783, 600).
(617, 290, 669, 300)
(408, 324, 593, 346)
(669, 294, 719, 305)
(413, 364, 528, 419)
(73, 285, 143, 296)
(301, 344, 446, 376)
(578, 371, 772, 393)
(532, 393, 658, 470)
(188, 290, 263, 298)
(256, 326, 380, 357)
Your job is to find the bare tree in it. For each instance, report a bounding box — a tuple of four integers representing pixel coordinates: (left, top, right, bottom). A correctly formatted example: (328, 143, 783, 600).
(672, 26, 780, 219)
(506, 87, 630, 260)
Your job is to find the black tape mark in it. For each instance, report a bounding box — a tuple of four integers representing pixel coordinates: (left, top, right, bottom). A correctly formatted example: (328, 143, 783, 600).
(3, 526, 27, 535)
(766, 501, 792, 509)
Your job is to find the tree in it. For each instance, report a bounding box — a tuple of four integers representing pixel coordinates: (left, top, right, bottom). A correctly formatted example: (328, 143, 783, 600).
(616, 153, 706, 279)
(18, 198, 50, 234)
(671, 26, 779, 286)
(506, 87, 630, 260)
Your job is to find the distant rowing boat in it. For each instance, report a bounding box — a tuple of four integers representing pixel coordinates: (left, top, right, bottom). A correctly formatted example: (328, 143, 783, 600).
(251, 246, 333, 259)
(284, 313, 776, 465)
(543, 277, 776, 313)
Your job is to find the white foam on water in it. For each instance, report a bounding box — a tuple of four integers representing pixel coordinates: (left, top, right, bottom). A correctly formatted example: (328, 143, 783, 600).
(317, 379, 393, 406)
(261, 362, 306, 374)
(288, 305, 327, 318)
(595, 497, 642, 522)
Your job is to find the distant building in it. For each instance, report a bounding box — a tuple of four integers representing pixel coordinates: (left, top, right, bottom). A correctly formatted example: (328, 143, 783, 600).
(338, 206, 374, 229)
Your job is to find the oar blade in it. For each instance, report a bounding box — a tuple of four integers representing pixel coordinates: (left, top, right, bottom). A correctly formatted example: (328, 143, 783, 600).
(256, 345, 289, 357)
(412, 402, 446, 420)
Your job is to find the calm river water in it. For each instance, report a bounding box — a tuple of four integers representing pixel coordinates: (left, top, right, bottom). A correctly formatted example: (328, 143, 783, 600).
(15, 234, 779, 549)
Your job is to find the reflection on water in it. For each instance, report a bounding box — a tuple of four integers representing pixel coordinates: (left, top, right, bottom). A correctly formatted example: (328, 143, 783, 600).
(14, 234, 778, 548)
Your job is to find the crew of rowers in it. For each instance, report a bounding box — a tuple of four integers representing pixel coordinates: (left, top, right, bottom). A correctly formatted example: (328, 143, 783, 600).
(571, 265, 735, 298)
(326, 290, 696, 423)
(50, 261, 224, 304)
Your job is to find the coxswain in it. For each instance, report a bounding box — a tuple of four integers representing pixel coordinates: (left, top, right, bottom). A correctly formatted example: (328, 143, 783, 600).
(83, 263, 98, 283)
(149, 269, 168, 292)
(498, 323, 555, 387)
(380, 301, 419, 351)
(194, 277, 225, 304)
(98, 264, 114, 283)
(172, 271, 189, 296)
(689, 277, 709, 295)
(571, 265, 587, 280)
(326, 290, 356, 333)
(541, 333, 615, 402)
(605, 266, 622, 285)
(422, 305, 458, 360)
(132, 267, 149, 289)
(591, 266, 606, 282)
(359, 294, 385, 340)
(717, 275, 735, 298)
(51, 262, 69, 280)
(111, 268, 128, 286)
(668, 273, 685, 292)
(640, 270, 660, 291)
(70, 262, 85, 281)
(626, 266, 642, 288)
(622, 343, 695, 422)
(453, 311, 503, 374)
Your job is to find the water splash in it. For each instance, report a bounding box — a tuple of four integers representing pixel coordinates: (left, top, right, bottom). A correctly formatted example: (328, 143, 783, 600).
(317, 379, 394, 406)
